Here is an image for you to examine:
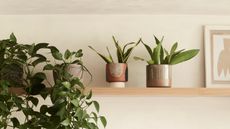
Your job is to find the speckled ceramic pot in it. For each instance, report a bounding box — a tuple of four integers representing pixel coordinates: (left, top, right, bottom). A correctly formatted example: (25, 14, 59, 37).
(146, 65, 172, 87)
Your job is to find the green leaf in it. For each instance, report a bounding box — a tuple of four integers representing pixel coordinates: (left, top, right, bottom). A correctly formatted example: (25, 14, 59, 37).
(64, 49, 71, 59)
(133, 56, 145, 61)
(86, 90, 92, 100)
(10, 33, 17, 43)
(154, 35, 164, 45)
(32, 56, 47, 66)
(75, 49, 83, 57)
(71, 99, 79, 107)
(61, 118, 70, 126)
(141, 40, 153, 60)
(33, 43, 49, 54)
(170, 49, 199, 65)
(52, 51, 63, 60)
(0, 102, 9, 112)
(153, 44, 162, 64)
(27, 96, 39, 106)
(147, 60, 154, 65)
(43, 64, 54, 70)
(62, 81, 71, 89)
(112, 36, 124, 63)
(28, 43, 35, 56)
(100, 116, 107, 127)
(93, 101, 100, 113)
(106, 47, 114, 63)
(88, 46, 112, 63)
(92, 112, 98, 122)
(170, 42, 178, 55)
(40, 105, 48, 114)
(11, 117, 20, 128)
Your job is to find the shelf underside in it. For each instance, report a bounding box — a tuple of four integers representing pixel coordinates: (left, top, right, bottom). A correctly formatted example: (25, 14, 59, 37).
(8, 87, 230, 96)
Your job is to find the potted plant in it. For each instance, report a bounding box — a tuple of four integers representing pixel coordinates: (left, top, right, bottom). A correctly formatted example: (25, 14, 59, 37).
(0, 33, 24, 87)
(0, 33, 106, 129)
(134, 36, 199, 87)
(89, 36, 141, 88)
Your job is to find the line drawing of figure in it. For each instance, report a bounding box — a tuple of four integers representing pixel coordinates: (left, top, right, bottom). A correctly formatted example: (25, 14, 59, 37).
(217, 38, 230, 77)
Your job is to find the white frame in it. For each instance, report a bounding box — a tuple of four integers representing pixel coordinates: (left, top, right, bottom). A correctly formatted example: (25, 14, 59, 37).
(205, 25, 230, 88)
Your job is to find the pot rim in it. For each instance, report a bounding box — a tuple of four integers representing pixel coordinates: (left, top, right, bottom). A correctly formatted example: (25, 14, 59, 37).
(106, 63, 127, 65)
(146, 64, 171, 66)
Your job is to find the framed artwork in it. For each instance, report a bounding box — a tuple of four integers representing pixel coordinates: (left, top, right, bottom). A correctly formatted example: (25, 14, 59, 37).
(205, 25, 230, 87)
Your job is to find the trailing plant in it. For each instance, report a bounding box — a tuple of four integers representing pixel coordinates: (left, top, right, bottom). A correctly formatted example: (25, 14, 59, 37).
(89, 36, 141, 63)
(0, 33, 106, 129)
(134, 35, 199, 65)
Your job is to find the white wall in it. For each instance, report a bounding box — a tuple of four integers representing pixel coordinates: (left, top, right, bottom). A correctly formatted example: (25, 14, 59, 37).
(1, 15, 230, 129)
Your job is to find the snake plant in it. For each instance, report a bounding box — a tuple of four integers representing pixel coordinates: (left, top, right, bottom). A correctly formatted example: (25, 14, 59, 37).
(89, 36, 141, 63)
(134, 35, 199, 65)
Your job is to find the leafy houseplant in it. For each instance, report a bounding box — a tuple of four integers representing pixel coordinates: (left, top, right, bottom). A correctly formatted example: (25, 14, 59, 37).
(0, 33, 106, 129)
(134, 36, 199, 87)
(89, 36, 140, 88)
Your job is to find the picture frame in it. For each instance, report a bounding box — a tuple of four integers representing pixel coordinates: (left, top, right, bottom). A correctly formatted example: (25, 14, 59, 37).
(204, 25, 230, 88)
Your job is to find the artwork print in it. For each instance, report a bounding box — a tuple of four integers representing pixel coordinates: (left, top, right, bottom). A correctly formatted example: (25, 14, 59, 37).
(205, 26, 230, 87)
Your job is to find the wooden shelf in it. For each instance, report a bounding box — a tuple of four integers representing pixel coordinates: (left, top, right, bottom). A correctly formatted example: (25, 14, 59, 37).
(7, 87, 230, 96)
(89, 87, 230, 96)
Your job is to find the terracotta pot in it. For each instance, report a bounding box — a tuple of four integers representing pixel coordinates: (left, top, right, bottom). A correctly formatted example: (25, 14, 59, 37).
(146, 65, 172, 88)
(106, 63, 128, 82)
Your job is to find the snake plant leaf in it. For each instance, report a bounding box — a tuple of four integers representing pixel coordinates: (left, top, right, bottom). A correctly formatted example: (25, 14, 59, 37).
(153, 44, 162, 64)
(123, 39, 141, 62)
(170, 42, 178, 55)
(112, 36, 124, 63)
(88, 46, 112, 63)
(147, 60, 154, 64)
(154, 35, 164, 45)
(168, 42, 178, 63)
(170, 49, 185, 62)
(106, 47, 114, 63)
(170, 49, 199, 65)
(122, 42, 136, 52)
(133, 56, 145, 61)
(141, 40, 154, 60)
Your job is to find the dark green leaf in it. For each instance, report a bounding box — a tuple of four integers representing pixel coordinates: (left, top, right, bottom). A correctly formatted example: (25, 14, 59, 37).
(32, 56, 47, 66)
(40, 105, 48, 114)
(27, 96, 39, 106)
(93, 101, 100, 113)
(10, 33, 17, 43)
(86, 90, 92, 100)
(75, 49, 83, 57)
(43, 64, 54, 70)
(33, 43, 49, 54)
(64, 49, 71, 59)
(11, 117, 20, 128)
(100, 116, 107, 127)
(52, 51, 63, 60)
(141, 40, 153, 60)
(0, 102, 9, 112)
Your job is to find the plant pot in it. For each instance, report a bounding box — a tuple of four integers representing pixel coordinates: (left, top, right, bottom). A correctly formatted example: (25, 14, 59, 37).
(106, 63, 128, 87)
(66, 64, 83, 78)
(146, 65, 172, 88)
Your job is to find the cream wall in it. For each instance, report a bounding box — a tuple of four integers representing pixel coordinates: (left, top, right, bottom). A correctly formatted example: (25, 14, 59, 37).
(0, 15, 230, 129)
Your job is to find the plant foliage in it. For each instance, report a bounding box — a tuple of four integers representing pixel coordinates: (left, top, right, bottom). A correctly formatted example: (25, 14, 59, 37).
(134, 35, 199, 65)
(89, 36, 141, 63)
(0, 33, 106, 129)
